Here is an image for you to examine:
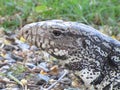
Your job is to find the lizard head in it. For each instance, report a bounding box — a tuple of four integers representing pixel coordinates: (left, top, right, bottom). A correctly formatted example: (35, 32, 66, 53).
(18, 20, 81, 60)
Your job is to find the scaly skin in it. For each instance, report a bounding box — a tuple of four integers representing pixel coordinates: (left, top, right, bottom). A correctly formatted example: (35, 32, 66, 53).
(18, 20, 120, 90)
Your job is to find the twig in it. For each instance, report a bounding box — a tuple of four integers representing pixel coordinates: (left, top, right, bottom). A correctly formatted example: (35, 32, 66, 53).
(0, 63, 9, 68)
(0, 79, 15, 84)
(41, 69, 69, 90)
(7, 72, 23, 87)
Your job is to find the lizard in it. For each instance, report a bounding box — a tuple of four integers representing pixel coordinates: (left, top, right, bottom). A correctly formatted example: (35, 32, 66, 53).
(17, 20, 120, 90)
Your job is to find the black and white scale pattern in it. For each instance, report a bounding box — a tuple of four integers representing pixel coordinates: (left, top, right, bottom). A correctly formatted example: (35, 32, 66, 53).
(19, 20, 120, 90)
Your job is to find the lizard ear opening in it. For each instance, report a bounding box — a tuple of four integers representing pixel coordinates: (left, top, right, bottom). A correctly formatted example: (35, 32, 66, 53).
(52, 30, 62, 36)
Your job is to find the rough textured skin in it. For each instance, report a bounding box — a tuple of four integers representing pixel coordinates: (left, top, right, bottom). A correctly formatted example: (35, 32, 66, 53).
(18, 20, 120, 90)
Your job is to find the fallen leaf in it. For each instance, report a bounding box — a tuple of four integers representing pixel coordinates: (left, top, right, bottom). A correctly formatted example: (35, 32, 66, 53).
(40, 70, 48, 75)
(4, 39, 11, 45)
(111, 35, 116, 39)
(20, 36, 26, 43)
(49, 65, 59, 75)
(20, 79, 27, 86)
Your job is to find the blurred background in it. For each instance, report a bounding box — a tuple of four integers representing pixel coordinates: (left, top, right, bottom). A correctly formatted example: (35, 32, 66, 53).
(0, 0, 120, 37)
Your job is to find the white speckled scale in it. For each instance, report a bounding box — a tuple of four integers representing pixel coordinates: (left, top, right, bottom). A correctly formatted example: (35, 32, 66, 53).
(19, 20, 120, 90)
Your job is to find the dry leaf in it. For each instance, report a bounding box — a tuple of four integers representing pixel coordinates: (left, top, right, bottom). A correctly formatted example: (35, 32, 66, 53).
(49, 65, 59, 75)
(4, 39, 11, 45)
(20, 36, 26, 43)
(111, 35, 116, 39)
(71, 80, 79, 87)
(40, 70, 48, 75)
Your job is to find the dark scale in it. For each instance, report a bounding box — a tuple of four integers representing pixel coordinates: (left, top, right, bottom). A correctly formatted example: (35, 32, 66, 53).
(19, 20, 120, 90)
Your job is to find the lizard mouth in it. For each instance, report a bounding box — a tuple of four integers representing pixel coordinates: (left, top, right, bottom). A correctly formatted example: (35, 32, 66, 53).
(46, 48, 68, 60)
(52, 49, 68, 60)
(51, 53, 68, 60)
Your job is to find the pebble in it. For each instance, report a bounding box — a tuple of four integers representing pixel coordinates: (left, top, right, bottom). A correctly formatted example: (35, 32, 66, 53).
(35, 74, 50, 84)
(4, 53, 15, 61)
(38, 62, 49, 72)
(3, 45, 15, 51)
(17, 42, 30, 51)
(64, 88, 81, 90)
(0, 56, 4, 61)
(11, 53, 23, 61)
(60, 78, 71, 85)
(5, 83, 20, 90)
(25, 63, 36, 69)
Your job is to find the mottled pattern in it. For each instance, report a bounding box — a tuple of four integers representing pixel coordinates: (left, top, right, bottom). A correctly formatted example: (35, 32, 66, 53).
(18, 20, 120, 90)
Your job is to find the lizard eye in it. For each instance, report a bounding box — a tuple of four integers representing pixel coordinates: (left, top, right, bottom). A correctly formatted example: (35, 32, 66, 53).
(52, 30, 62, 36)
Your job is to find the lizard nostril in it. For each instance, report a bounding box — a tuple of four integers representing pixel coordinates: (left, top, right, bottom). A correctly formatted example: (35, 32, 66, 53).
(25, 30, 29, 34)
(52, 30, 61, 36)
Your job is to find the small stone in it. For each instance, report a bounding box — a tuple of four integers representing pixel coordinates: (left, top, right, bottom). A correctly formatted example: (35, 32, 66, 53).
(0, 83, 6, 89)
(0, 27, 5, 37)
(60, 78, 71, 85)
(38, 62, 49, 72)
(64, 87, 81, 90)
(49, 79, 56, 84)
(5, 36, 15, 44)
(30, 45, 38, 51)
(17, 43, 30, 51)
(35, 74, 50, 85)
(0, 56, 4, 61)
(71, 80, 79, 87)
(11, 53, 23, 61)
(20, 79, 27, 85)
(3, 45, 15, 51)
(6, 83, 19, 89)
(25, 63, 36, 69)
(1, 65, 10, 70)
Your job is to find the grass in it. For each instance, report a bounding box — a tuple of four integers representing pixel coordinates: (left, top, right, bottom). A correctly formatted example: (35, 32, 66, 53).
(0, 0, 120, 31)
